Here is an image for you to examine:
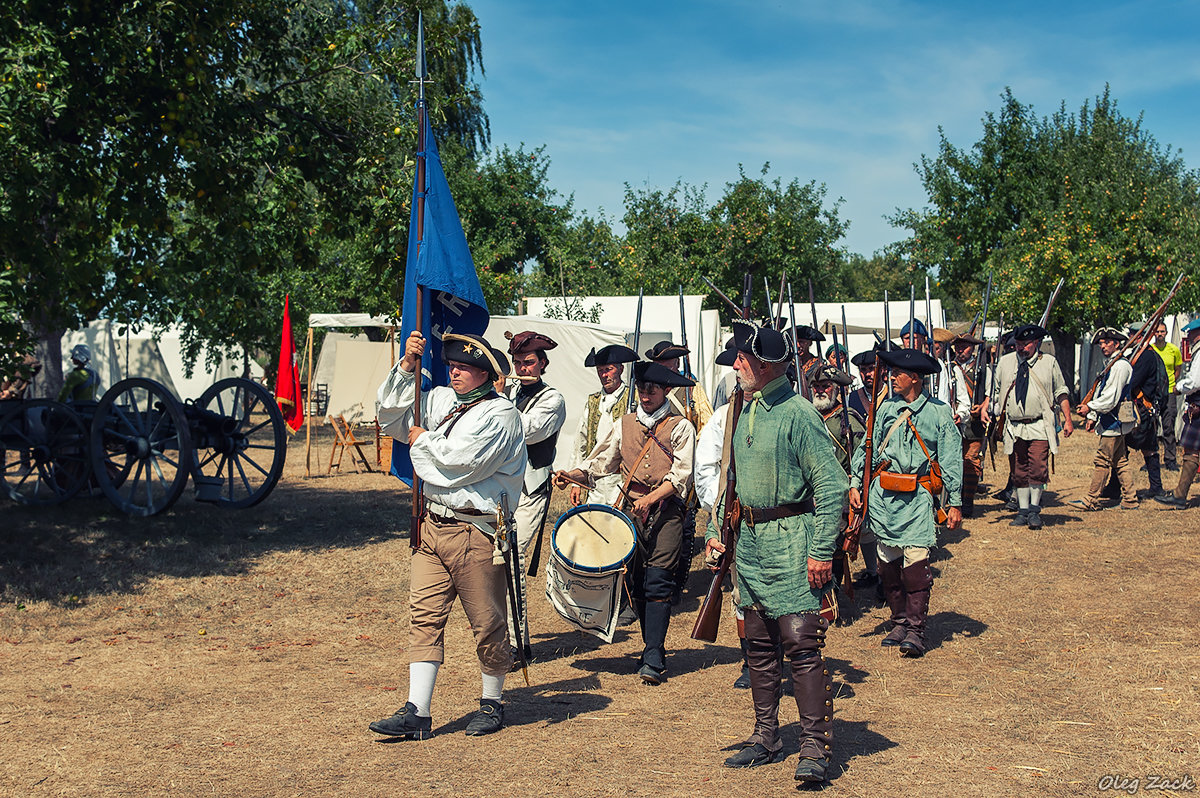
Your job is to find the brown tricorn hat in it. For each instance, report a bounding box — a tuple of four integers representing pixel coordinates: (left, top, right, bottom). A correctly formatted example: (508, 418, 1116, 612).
(505, 330, 558, 355)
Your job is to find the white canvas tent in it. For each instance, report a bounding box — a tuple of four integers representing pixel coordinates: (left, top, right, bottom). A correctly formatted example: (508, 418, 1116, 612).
(524, 295, 722, 399)
(303, 313, 670, 474)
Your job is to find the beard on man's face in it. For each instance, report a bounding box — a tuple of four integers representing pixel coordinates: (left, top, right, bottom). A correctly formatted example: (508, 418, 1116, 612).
(812, 392, 836, 413)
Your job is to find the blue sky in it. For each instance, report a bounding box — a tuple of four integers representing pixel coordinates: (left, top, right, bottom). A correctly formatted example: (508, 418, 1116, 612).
(468, 0, 1200, 257)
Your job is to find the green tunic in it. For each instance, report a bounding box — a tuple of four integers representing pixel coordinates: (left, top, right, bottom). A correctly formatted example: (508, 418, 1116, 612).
(850, 392, 963, 549)
(706, 376, 848, 618)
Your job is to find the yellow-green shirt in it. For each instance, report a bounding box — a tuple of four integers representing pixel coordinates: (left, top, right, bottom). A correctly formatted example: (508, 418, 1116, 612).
(1152, 341, 1184, 393)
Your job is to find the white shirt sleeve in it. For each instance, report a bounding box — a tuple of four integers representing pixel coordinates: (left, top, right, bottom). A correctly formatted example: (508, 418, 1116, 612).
(1176, 356, 1200, 395)
(519, 386, 567, 444)
(1089, 359, 1132, 415)
(694, 408, 727, 512)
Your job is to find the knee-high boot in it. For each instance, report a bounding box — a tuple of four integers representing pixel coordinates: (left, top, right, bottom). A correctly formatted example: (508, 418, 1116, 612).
(1175, 452, 1200, 501)
(900, 560, 933, 658)
(1145, 451, 1163, 495)
(782, 614, 832, 782)
(742, 611, 783, 754)
(878, 557, 906, 646)
(639, 600, 671, 683)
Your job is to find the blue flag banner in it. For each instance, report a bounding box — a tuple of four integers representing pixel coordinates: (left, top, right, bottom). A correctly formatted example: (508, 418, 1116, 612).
(391, 118, 490, 485)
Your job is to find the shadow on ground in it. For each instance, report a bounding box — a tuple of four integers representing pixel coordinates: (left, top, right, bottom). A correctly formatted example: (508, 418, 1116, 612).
(0, 477, 409, 606)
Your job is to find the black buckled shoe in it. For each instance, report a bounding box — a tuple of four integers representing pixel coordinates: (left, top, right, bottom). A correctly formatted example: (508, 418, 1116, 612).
(1008, 511, 1029, 527)
(369, 702, 432, 740)
(1154, 493, 1186, 509)
(464, 698, 504, 736)
(733, 664, 751, 689)
(723, 742, 779, 768)
(794, 756, 829, 783)
(1026, 510, 1043, 530)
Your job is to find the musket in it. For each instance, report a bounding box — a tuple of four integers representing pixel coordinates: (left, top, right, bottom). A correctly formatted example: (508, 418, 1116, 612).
(1080, 271, 1186, 408)
(966, 310, 982, 338)
(742, 272, 753, 319)
(845, 356, 881, 562)
(925, 275, 937, 396)
(788, 282, 809, 399)
(908, 284, 916, 347)
(628, 288, 644, 413)
(971, 272, 993, 408)
(984, 312, 1004, 470)
(678, 285, 695, 422)
(808, 278, 820, 337)
(763, 276, 775, 325)
(883, 290, 892, 351)
(831, 318, 852, 446)
(409, 13, 430, 552)
(497, 492, 530, 685)
(1038, 277, 1066, 329)
(691, 387, 743, 642)
(701, 275, 742, 317)
(775, 272, 787, 329)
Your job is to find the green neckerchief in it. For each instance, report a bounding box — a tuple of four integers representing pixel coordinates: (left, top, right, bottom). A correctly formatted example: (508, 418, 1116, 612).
(455, 383, 492, 404)
(745, 373, 792, 442)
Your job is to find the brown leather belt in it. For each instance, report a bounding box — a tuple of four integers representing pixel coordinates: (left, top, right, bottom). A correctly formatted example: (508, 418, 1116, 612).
(742, 498, 815, 527)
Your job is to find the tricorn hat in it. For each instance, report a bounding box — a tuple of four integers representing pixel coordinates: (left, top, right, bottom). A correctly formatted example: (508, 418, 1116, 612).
(850, 349, 877, 369)
(952, 332, 986, 346)
(1013, 324, 1048, 342)
(633, 360, 695, 388)
(645, 340, 689, 361)
(811, 365, 854, 387)
(733, 319, 793, 363)
(442, 333, 510, 377)
(505, 330, 558, 355)
(715, 337, 738, 367)
(877, 347, 940, 376)
(790, 324, 826, 343)
(584, 344, 638, 367)
(932, 327, 955, 344)
(1093, 327, 1128, 344)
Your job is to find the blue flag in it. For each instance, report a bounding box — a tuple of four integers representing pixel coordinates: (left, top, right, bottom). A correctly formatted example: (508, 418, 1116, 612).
(391, 118, 490, 485)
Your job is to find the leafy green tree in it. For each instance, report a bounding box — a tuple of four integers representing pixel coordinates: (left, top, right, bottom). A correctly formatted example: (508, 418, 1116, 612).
(0, 0, 487, 387)
(893, 87, 1200, 335)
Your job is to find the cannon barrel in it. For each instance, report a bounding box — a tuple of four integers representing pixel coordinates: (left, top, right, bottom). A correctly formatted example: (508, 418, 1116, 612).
(182, 401, 238, 438)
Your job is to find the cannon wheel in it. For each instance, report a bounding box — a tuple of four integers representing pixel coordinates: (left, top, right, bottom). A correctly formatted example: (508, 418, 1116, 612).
(0, 400, 90, 505)
(90, 378, 193, 516)
(193, 378, 287, 508)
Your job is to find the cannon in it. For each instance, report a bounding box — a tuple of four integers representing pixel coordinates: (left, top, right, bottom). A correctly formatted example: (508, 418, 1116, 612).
(1, 377, 287, 516)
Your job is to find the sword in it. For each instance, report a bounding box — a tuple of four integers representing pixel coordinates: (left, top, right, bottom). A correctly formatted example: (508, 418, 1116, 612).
(497, 492, 530, 685)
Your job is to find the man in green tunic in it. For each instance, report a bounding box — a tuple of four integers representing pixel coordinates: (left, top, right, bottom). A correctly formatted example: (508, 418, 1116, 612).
(849, 348, 963, 659)
(706, 320, 848, 785)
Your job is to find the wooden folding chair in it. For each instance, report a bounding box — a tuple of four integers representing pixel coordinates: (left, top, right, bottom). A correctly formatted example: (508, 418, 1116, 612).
(327, 415, 374, 474)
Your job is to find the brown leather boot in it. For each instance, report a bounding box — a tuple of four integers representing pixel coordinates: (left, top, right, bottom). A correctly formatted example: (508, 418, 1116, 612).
(1082, 465, 1111, 509)
(878, 558, 906, 646)
(740, 611, 783, 756)
(1177, 452, 1199, 501)
(781, 614, 832, 782)
(899, 560, 933, 658)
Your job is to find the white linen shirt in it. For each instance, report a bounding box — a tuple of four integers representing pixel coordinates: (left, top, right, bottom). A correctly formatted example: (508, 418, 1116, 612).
(377, 365, 527, 513)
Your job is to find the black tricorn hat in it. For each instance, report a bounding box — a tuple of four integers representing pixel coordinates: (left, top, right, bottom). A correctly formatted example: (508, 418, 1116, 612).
(952, 332, 986, 346)
(505, 330, 558, 355)
(811, 365, 854, 387)
(733, 319, 793, 363)
(645, 340, 690, 361)
(1093, 327, 1128, 344)
(877, 347, 940, 376)
(715, 337, 738, 367)
(584, 344, 639, 367)
(789, 324, 826, 343)
(633, 360, 695, 388)
(850, 349, 878, 369)
(442, 333, 510, 377)
(1012, 324, 1048, 342)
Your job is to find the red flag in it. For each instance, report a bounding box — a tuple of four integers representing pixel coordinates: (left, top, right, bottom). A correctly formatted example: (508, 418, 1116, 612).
(274, 294, 303, 431)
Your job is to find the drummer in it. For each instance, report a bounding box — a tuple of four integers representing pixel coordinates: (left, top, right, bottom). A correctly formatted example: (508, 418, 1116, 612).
(553, 360, 697, 685)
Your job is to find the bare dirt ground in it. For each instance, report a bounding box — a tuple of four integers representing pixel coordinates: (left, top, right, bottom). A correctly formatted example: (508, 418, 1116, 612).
(2, 421, 1198, 797)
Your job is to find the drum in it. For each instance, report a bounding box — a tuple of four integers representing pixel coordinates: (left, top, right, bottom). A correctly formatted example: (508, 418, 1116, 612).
(545, 503, 637, 643)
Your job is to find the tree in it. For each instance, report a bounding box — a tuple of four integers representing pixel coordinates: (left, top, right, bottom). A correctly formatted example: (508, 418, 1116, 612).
(0, 0, 487, 387)
(893, 87, 1200, 335)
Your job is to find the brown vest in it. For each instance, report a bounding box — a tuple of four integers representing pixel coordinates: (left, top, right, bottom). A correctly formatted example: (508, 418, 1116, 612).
(620, 412, 683, 494)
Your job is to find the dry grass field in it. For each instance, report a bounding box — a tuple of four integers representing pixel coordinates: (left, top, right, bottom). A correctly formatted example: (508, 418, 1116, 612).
(2, 421, 1197, 796)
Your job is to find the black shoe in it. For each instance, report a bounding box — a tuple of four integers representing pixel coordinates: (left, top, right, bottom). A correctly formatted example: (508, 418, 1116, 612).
(733, 664, 751, 689)
(1005, 496, 1018, 511)
(1154, 493, 1186, 509)
(794, 756, 829, 783)
(1009, 511, 1029, 527)
(853, 571, 879, 588)
(638, 663, 666, 685)
(723, 742, 779, 768)
(369, 702, 432, 739)
(899, 639, 926, 658)
(1165, 463, 1180, 472)
(464, 699, 504, 736)
(1027, 511, 1043, 530)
